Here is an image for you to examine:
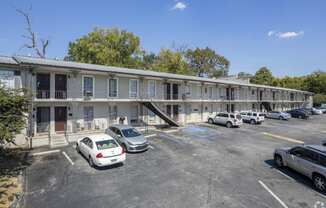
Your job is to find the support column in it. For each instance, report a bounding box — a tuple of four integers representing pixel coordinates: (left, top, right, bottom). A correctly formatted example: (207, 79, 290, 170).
(50, 105, 55, 136)
(50, 72, 55, 99)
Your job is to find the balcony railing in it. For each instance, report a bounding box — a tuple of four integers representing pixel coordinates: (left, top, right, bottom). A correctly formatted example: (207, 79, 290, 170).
(55, 90, 67, 99)
(36, 90, 50, 99)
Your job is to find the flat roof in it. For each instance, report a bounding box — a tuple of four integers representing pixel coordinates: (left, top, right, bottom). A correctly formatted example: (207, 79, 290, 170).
(0, 55, 313, 94)
(0, 56, 18, 66)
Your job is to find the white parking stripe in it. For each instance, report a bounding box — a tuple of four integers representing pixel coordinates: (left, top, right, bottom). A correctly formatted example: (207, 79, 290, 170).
(258, 180, 289, 208)
(145, 134, 157, 138)
(62, 151, 74, 165)
(262, 132, 304, 144)
(32, 149, 60, 156)
(321, 131, 326, 134)
(149, 145, 155, 150)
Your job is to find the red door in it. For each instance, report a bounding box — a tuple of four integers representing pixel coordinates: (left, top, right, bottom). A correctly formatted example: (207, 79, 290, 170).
(55, 107, 67, 132)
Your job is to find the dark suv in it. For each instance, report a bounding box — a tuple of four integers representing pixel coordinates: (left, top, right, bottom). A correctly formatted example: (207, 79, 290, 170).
(287, 109, 309, 119)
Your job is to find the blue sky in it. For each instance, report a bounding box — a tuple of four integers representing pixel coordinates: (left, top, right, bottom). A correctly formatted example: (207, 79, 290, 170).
(1, 0, 326, 77)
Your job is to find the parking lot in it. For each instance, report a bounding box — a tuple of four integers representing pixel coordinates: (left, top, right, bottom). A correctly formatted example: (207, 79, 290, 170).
(25, 115, 326, 208)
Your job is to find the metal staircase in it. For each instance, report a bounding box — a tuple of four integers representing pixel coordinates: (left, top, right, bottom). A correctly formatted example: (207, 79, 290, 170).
(140, 102, 180, 127)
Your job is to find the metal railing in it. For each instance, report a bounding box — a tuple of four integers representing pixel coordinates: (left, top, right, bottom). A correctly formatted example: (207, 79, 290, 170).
(36, 90, 50, 99)
(55, 90, 67, 99)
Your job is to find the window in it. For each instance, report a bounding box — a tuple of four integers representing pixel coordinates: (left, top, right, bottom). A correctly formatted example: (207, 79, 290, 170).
(148, 80, 156, 98)
(108, 78, 118, 97)
(96, 140, 118, 150)
(252, 90, 255, 95)
(122, 128, 141, 138)
(83, 76, 94, 97)
(129, 79, 139, 98)
(185, 85, 191, 96)
(290, 147, 306, 157)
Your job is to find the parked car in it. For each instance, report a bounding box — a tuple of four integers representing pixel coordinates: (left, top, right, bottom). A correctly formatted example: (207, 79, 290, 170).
(76, 134, 126, 168)
(208, 112, 242, 128)
(315, 107, 326, 114)
(298, 108, 313, 115)
(266, 111, 291, 120)
(287, 109, 309, 119)
(240, 111, 265, 124)
(274, 145, 326, 192)
(311, 108, 323, 115)
(105, 124, 149, 153)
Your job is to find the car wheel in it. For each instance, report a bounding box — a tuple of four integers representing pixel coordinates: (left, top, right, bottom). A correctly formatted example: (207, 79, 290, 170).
(208, 118, 214, 124)
(76, 144, 80, 153)
(274, 155, 283, 168)
(89, 156, 94, 168)
(250, 119, 256, 125)
(298, 115, 302, 119)
(313, 174, 326, 192)
(279, 116, 283, 120)
(226, 122, 232, 128)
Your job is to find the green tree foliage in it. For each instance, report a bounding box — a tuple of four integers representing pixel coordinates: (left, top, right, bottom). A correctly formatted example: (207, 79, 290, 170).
(66, 28, 231, 77)
(303, 71, 326, 94)
(185, 47, 230, 77)
(153, 49, 193, 75)
(0, 86, 29, 144)
(250, 67, 274, 85)
(237, 72, 252, 78)
(66, 28, 141, 68)
(313, 94, 326, 106)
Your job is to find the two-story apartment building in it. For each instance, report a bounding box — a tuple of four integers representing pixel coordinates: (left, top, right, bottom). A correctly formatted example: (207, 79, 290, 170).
(0, 56, 313, 147)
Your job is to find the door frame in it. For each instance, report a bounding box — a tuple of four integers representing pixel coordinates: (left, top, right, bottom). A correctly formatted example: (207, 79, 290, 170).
(55, 106, 67, 132)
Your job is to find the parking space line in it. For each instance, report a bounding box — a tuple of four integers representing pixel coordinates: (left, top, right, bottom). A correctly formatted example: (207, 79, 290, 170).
(32, 149, 60, 156)
(149, 145, 155, 150)
(62, 151, 74, 165)
(145, 134, 157, 138)
(262, 132, 304, 144)
(321, 131, 326, 134)
(258, 180, 289, 208)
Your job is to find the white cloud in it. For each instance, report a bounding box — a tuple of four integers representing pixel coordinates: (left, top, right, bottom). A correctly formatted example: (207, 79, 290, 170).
(267, 30, 275, 37)
(172, 2, 187, 11)
(267, 30, 304, 39)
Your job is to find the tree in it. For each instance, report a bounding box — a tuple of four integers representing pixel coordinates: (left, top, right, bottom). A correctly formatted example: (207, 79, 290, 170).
(237, 72, 252, 78)
(16, 6, 49, 58)
(303, 71, 326, 94)
(185, 47, 230, 78)
(153, 49, 192, 75)
(66, 28, 141, 68)
(250, 67, 274, 85)
(0, 86, 29, 145)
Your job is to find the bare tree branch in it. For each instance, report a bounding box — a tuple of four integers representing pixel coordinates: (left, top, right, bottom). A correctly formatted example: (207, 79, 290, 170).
(16, 6, 49, 58)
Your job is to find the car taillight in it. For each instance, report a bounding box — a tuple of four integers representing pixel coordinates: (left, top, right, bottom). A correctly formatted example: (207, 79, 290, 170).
(96, 153, 103, 158)
(121, 146, 125, 154)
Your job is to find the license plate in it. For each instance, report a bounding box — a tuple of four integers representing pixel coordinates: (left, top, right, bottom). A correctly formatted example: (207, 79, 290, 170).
(111, 159, 117, 162)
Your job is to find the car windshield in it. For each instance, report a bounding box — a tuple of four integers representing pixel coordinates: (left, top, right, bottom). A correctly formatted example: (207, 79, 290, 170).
(96, 140, 118, 150)
(122, 128, 141, 138)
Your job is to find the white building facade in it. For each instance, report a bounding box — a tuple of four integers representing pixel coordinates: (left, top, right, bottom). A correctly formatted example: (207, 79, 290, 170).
(0, 56, 313, 147)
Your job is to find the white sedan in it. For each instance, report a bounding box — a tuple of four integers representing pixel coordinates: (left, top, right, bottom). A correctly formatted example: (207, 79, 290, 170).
(76, 134, 126, 168)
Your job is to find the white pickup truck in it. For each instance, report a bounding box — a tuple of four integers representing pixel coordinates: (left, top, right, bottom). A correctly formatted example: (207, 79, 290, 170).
(240, 111, 265, 124)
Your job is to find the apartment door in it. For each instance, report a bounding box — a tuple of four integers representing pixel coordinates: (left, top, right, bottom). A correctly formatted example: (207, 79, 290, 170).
(172, 105, 179, 121)
(130, 105, 139, 124)
(164, 83, 171, 100)
(36, 107, 50, 133)
(36, 74, 50, 99)
(166, 105, 172, 117)
(231, 104, 235, 113)
(84, 106, 94, 130)
(55, 74, 67, 99)
(230, 88, 235, 100)
(55, 107, 67, 132)
(172, 84, 178, 100)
